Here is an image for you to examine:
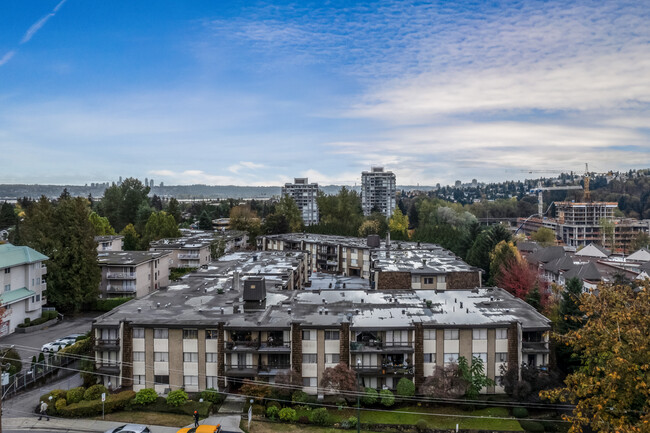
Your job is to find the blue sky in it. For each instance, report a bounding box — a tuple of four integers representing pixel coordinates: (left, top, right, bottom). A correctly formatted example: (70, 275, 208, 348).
(1, 0, 648, 186)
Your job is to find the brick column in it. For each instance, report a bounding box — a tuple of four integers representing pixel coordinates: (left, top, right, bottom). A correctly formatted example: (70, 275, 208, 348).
(121, 323, 133, 388)
(291, 322, 302, 374)
(339, 322, 350, 367)
(217, 323, 226, 389)
(507, 322, 520, 380)
(414, 323, 424, 388)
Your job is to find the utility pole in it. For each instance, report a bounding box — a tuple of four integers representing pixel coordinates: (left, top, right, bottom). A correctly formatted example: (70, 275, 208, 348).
(0, 345, 15, 433)
(356, 359, 361, 433)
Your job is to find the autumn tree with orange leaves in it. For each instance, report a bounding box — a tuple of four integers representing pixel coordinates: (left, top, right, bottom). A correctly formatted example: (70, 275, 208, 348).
(541, 281, 650, 433)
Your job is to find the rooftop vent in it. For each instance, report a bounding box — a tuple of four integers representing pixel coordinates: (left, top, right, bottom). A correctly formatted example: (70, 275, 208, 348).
(220, 307, 224, 314)
(322, 299, 327, 304)
(156, 303, 161, 308)
(137, 307, 141, 313)
(460, 302, 463, 309)
(324, 309, 329, 315)
(490, 296, 494, 302)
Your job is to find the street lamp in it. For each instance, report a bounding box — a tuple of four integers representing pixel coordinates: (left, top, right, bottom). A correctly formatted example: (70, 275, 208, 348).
(356, 358, 361, 433)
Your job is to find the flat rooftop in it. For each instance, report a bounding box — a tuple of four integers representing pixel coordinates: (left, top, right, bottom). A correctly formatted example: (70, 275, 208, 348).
(260, 233, 439, 251)
(371, 248, 479, 274)
(97, 250, 171, 266)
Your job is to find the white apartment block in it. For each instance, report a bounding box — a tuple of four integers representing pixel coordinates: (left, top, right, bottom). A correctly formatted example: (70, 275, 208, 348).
(282, 178, 319, 226)
(0, 243, 48, 336)
(361, 167, 396, 218)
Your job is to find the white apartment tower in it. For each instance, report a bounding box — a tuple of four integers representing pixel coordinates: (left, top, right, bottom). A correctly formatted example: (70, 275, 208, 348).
(361, 167, 396, 218)
(282, 178, 319, 226)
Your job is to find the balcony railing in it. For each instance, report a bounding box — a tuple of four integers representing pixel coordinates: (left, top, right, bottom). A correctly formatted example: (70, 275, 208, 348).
(96, 363, 120, 373)
(178, 253, 200, 259)
(106, 285, 136, 293)
(350, 341, 413, 351)
(106, 272, 136, 280)
(259, 341, 291, 350)
(258, 364, 291, 374)
(522, 341, 549, 352)
(225, 340, 260, 350)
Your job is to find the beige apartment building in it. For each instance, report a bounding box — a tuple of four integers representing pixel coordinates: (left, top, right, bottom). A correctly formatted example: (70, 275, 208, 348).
(97, 251, 171, 299)
(95, 235, 124, 252)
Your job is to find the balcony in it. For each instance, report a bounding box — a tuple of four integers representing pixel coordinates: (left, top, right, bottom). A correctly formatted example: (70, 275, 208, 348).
(106, 285, 136, 294)
(95, 338, 120, 351)
(350, 341, 413, 353)
(354, 364, 382, 374)
(258, 341, 291, 352)
(225, 340, 260, 351)
(106, 272, 136, 280)
(224, 364, 258, 376)
(178, 253, 200, 259)
(96, 362, 120, 374)
(522, 341, 549, 352)
(258, 364, 291, 376)
(381, 363, 414, 375)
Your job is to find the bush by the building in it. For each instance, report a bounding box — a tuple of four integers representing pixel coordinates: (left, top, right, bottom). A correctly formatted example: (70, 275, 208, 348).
(380, 389, 395, 407)
(396, 378, 415, 397)
(166, 389, 189, 407)
(309, 407, 330, 426)
(278, 407, 297, 422)
(66, 387, 85, 404)
(134, 388, 158, 405)
(361, 387, 378, 406)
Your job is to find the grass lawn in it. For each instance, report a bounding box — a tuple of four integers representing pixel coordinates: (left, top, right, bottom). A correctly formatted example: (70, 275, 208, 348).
(292, 405, 522, 432)
(245, 420, 379, 433)
(95, 411, 193, 427)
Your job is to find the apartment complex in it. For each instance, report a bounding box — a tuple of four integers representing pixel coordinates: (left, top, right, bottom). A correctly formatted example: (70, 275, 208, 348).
(0, 243, 48, 336)
(257, 233, 482, 288)
(97, 251, 171, 298)
(361, 167, 396, 218)
(282, 178, 319, 226)
(92, 259, 549, 395)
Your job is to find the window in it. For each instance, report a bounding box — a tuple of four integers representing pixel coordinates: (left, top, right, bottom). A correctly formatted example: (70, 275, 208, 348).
(302, 377, 317, 387)
(303, 354, 317, 364)
(133, 375, 145, 385)
(423, 353, 435, 363)
(31, 278, 34, 287)
(206, 329, 219, 339)
(36, 294, 40, 302)
(133, 352, 145, 362)
(325, 354, 340, 364)
(472, 328, 487, 340)
(133, 328, 145, 338)
(154, 375, 169, 385)
(444, 353, 459, 364)
(154, 352, 168, 362)
(206, 353, 219, 363)
(423, 277, 435, 285)
(3, 268, 9, 274)
(496, 352, 508, 363)
(472, 352, 487, 363)
(4, 284, 10, 292)
(444, 329, 459, 340)
(302, 330, 315, 340)
(324, 330, 339, 340)
(183, 352, 198, 362)
(423, 329, 436, 340)
(183, 329, 198, 340)
(36, 277, 40, 285)
(496, 328, 508, 339)
(389, 330, 409, 344)
(154, 328, 168, 339)
(184, 376, 199, 387)
(496, 376, 504, 386)
(206, 376, 218, 389)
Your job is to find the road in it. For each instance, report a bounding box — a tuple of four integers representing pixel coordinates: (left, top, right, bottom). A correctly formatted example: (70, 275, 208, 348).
(0, 313, 100, 370)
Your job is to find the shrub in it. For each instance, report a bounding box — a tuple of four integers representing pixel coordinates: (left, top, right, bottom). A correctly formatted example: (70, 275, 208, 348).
(266, 405, 279, 420)
(200, 388, 221, 404)
(512, 407, 529, 418)
(416, 419, 428, 432)
(309, 407, 330, 426)
(241, 380, 272, 402)
(380, 389, 395, 407)
(298, 415, 310, 424)
(346, 416, 358, 429)
(0, 348, 22, 375)
(134, 388, 158, 405)
(166, 389, 188, 407)
(55, 398, 67, 412)
(397, 378, 415, 397)
(362, 387, 378, 406)
(278, 407, 297, 422)
(66, 387, 85, 404)
(57, 391, 135, 417)
(40, 389, 66, 406)
(291, 390, 309, 403)
(519, 420, 545, 432)
(84, 384, 107, 401)
(266, 401, 281, 410)
(94, 297, 131, 312)
(24, 317, 31, 325)
(335, 397, 348, 408)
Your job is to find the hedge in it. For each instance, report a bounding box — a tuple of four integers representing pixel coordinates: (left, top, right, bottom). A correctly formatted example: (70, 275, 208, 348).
(199, 388, 223, 404)
(94, 297, 132, 312)
(84, 384, 107, 401)
(57, 391, 135, 418)
(66, 387, 85, 404)
(512, 407, 529, 418)
(39, 389, 67, 414)
(130, 396, 212, 417)
(134, 388, 158, 405)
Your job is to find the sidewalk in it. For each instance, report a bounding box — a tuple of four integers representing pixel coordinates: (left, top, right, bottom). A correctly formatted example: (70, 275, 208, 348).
(2, 416, 180, 432)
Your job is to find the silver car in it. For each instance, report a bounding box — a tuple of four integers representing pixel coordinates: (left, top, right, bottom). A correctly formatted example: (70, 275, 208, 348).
(104, 424, 151, 433)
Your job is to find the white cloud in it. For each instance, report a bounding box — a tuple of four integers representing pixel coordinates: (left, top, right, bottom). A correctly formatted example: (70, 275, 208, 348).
(228, 161, 266, 173)
(0, 51, 15, 66)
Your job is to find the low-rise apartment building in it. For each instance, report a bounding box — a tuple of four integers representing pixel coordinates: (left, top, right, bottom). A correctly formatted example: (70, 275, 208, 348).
(95, 235, 124, 252)
(92, 252, 549, 395)
(97, 251, 171, 299)
(0, 243, 48, 335)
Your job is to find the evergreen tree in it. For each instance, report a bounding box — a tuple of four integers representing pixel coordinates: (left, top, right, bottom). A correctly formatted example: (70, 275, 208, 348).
(0, 202, 16, 229)
(167, 197, 182, 224)
(142, 211, 181, 246)
(554, 277, 584, 374)
(198, 210, 213, 230)
(120, 223, 140, 251)
(466, 224, 512, 282)
(88, 212, 116, 236)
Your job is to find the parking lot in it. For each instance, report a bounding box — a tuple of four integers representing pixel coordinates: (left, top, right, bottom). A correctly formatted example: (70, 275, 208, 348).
(0, 313, 100, 370)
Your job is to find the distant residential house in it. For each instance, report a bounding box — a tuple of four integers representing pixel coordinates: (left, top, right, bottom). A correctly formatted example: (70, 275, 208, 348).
(95, 235, 124, 252)
(0, 243, 48, 336)
(97, 251, 171, 298)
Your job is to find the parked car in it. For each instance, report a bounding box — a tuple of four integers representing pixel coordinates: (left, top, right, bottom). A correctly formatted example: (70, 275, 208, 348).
(104, 424, 151, 433)
(59, 333, 85, 344)
(176, 425, 222, 433)
(40, 340, 70, 352)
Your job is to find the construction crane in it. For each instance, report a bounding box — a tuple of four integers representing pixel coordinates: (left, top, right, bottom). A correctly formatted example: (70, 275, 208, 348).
(529, 181, 583, 216)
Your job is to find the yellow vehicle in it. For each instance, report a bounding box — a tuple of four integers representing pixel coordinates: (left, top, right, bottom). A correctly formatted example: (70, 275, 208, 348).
(176, 425, 222, 433)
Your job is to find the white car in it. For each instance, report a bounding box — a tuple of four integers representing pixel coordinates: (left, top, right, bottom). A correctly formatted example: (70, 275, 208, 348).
(104, 424, 151, 433)
(41, 340, 70, 352)
(58, 333, 84, 344)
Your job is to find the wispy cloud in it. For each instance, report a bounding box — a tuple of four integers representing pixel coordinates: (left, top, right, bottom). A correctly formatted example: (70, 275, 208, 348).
(228, 161, 266, 174)
(0, 51, 16, 66)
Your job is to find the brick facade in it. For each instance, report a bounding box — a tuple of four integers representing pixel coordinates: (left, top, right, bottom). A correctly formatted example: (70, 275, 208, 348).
(339, 322, 350, 366)
(414, 323, 424, 388)
(377, 271, 412, 290)
(121, 323, 133, 388)
(446, 271, 482, 290)
(217, 322, 225, 389)
(507, 322, 520, 379)
(291, 322, 302, 374)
